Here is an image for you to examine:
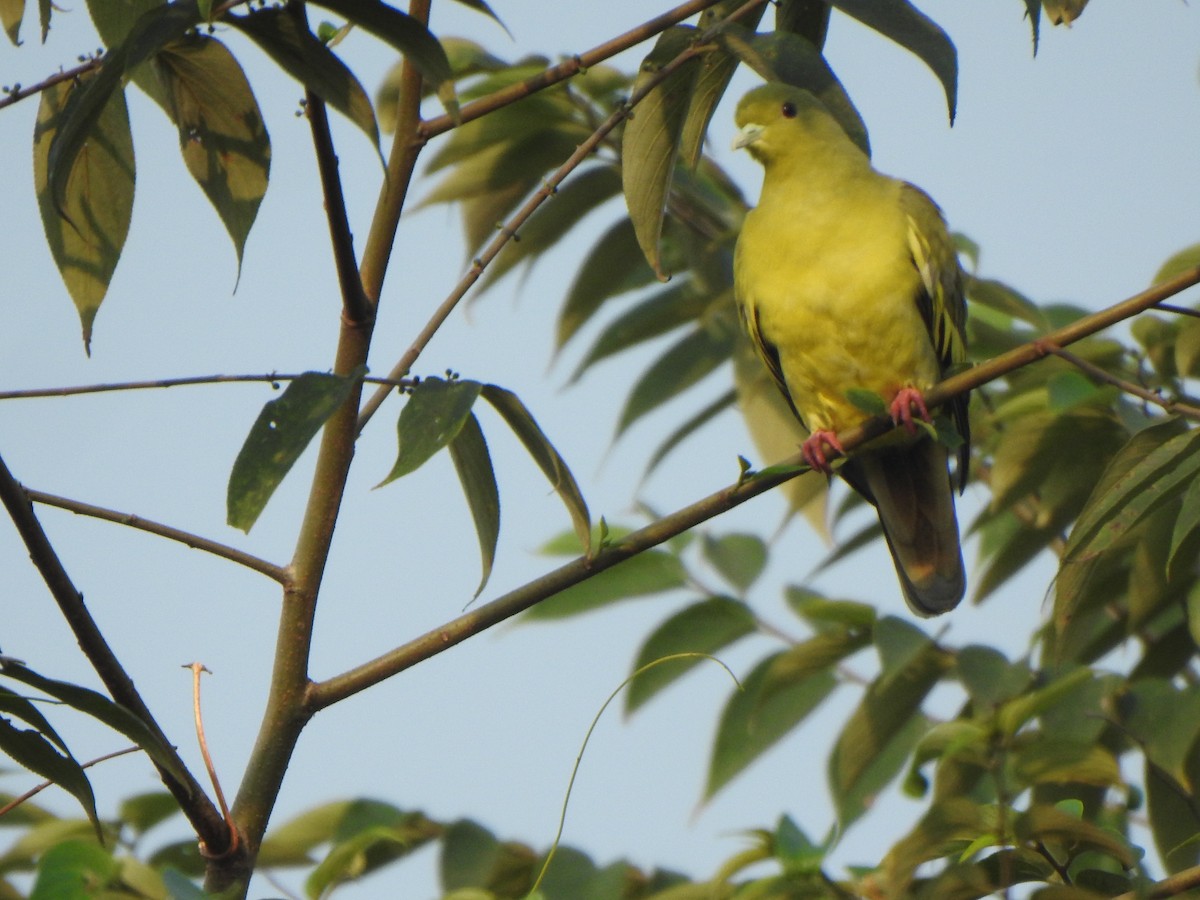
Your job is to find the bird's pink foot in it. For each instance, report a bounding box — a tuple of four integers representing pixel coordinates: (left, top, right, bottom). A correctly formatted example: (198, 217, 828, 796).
(890, 387, 932, 434)
(801, 430, 845, 474)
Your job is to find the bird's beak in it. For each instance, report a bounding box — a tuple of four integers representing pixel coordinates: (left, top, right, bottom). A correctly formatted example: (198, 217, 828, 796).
(731, 123, 765, 151)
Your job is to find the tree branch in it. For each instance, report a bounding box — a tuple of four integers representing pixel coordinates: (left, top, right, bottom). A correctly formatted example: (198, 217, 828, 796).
(1115, 864, 1200, 900)
(1037, 341, 1200, 420)
(0, 372, 413, 401)
(312, 264, 1200, 708)
(305, 89, 372, 325)
(0, 58, 101, 112)
(418, 0, 737, 141)
(0, 451, 227, 848)
(25, 489, 287, 582)
(356, 4, 755, 432)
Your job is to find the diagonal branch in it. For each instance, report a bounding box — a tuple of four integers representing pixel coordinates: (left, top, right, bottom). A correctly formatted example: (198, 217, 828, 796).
(0, 451, 228, 849)
(0, 372, 413, 401)
(418, 0, 736, 140)
(26, 489, 287, 582)
(1037, 341, 1200, 421)
(312, 264, 1200, 709)
(356, 1, 765, 432)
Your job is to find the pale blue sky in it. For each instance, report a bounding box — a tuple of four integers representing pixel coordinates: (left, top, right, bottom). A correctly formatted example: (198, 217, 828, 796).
(2, 2, 1199, 897)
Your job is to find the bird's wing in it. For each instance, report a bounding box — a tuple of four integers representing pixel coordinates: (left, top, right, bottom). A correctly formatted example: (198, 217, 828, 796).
(900, 182, 970, 489)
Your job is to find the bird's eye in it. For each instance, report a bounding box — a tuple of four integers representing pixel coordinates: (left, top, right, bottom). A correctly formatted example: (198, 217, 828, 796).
(781, 101, 797, 118)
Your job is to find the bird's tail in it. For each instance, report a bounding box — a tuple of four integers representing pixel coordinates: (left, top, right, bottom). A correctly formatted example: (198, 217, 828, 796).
(843, 440, 965, 616)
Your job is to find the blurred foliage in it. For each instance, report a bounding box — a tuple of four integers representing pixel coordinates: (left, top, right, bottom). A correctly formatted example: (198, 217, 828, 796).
(5, 0, 1200, 898)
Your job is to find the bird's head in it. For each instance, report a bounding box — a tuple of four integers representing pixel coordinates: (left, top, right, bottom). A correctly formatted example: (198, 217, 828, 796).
(732, 83, 861, 168)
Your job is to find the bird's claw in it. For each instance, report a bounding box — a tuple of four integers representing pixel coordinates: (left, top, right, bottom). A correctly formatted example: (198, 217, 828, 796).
(801, 430, 845, 474)
(890, 387, 932, 435)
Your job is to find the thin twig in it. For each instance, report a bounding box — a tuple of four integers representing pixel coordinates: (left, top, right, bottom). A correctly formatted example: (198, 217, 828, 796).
(0, 746, 140, 818)
(186, 663, 239, 859)
(0, 451, 226, 848)
(0, 372, 412, 401)
(1113, 864, 1200, 900)
(419, 0, 735, 141)
(0, 58, 102, 112)
(26, 489, 288, 582)
(312, 265, 1200, 709)
(1154, 302, 1200, 319)
(356, 1, 762, 432)
(1037, 341, 1200, 420)
(305, 89, 372, 325)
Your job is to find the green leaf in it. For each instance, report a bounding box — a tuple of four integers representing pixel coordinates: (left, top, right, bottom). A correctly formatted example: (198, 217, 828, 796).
(625, 597, 756, 713)
(705, 654, 837, 800)
(439, 819, 499, 891)
(229, 5, 380, 155)
(827, 0, 957, 122)
(2, 665, 192, 788)
(479, 384, 590, 555)
(643, 387, 737, 479)
(306, 818, 440, 898)
(0, 719, 98, 837)
(784, 589, 877, 633)
(227, 369, 363, 531)
(1015, 803, 1135, 868)
(118, 792, 180, 835)
(154, 34, 270, 272)
(30, 840, 116, 900)
(445, 0, 509, 35)
(966, 276, 1048, 328)
(312, 0, 457, 113)
(1011, 738, 1121, 789)
(1, 0, 23, 44)
(480, 165, 622, 293)
(47, 2, 199, 217)
(159, 870, 209, 900)
(570, 282, 704, 382)
(1060, 422, 1200, 568)
(718, 26, 870, 157)
(995, 667, 1092, 738)
(377, 377, 482, 487)
(1153, 242, 1200, 286)
(955, 645, 1030, 708)
(447, 414, 499, 599)
(523, 551, 686, 620)
(701, 533, 768, 592)
(759, 629, 872, 705)
(845, 388, 887, 416)
(622, 26, 702, 278)
(616, 324, 734, 437)
(85, 0, 161, 48)
(1168, 474, 1200, 580)
(556, 219, 656, 349)
(829, 619, 951, 828)
(33, 76, 135, 353)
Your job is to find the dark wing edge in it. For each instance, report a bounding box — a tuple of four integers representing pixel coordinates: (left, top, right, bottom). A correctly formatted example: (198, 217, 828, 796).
(900, 183, 970, 491)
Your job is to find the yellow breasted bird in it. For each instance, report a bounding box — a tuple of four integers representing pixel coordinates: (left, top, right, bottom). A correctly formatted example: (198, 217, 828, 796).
(731, 83, 969, 615)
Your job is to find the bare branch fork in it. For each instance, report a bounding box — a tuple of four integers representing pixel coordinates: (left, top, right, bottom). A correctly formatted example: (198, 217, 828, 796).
(310, 264, 1200, 709)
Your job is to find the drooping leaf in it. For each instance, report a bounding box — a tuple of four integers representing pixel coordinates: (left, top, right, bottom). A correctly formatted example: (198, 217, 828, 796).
(718, 26, 869, 157)
(228, 369, 364, 531)
(34, 76, 135, 352)
(1058, 423, 1200, 624)
(480, 165, 622, 293)
(827, 0, 957, 122)
(1014, 803, 1135, 868)
(701, 533, 768, 593)
(46, 2, 200, 217)
(29, 840, 117, 900)
(445, 0, 509, 35)
(625, 597, 757, 713)
(154, 34, 270, 271)
(615, 323, 735, 438)
(304, 810, 441, 898)
(2, 665, 191, 787)
(556, 219, 657, 349)
(570, 281, 706, 382)
(775, 0, 832, 46)
(759, 629, 872, 706)
(311, 0, 457, 113)
(377, 377, 482, 487)
(622, 25, 702, 277)
(829, 618, 951, 828)
(0, 719, 98, 836)
(448, 414, 499, 598)
(479, 384, 590, 555)
(1, 0, 23, 44)
(643, 387, 737, 479)
(1042, 0, 1089, 26)
(523, 551, 686, 621)
(229, 5, 381, 155)
(1167, 475, 1200, 580)
(705, 653, 838, 801)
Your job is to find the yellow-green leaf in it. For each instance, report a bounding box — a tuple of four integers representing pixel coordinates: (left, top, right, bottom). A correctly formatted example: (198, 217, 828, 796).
(622, 25, 702, 278)
(154, 34, 270, 270)
(34, 76, 134, 353)
(378, 377, 482, 487)
(1, 0, 23, 44)
(448, 414, 499, 598)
